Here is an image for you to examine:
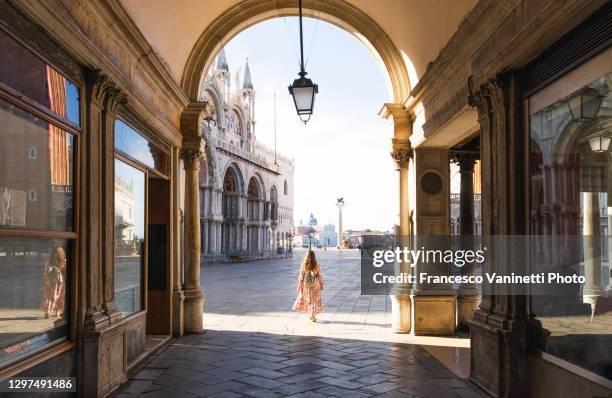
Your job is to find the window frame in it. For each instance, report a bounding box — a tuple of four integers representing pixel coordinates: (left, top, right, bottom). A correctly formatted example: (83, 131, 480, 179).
(113, 155, 149, 319)
(0, 26, 82, 377)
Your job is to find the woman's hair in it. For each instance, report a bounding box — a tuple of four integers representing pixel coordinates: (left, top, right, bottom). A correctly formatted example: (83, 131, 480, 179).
(301, 250, 318, 272)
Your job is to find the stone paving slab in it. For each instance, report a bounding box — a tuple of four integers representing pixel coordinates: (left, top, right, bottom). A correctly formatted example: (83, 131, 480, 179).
(112, 249, 481, 397)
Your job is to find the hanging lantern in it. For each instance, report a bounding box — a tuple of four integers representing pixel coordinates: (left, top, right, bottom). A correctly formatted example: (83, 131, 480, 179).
(288, 0, 318, 124)
(588, 133, 611, 153)
(288, 72, 318, 123)
(567, 87, 604, 122)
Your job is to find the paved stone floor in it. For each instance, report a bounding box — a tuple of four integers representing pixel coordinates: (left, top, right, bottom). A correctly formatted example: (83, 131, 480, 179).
(113, 249, 481, 397)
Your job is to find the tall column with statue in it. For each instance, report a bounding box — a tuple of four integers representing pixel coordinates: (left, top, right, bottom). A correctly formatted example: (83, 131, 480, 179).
(336, 198, 344, 248)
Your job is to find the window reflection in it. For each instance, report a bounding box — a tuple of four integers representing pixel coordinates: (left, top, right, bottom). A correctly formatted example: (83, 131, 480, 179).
(0, 98, 75, 231)
(114, 159, 145, 316)
(0, 238, 70, 368)
(530, 71, 612, 379)
(114, 120, 168, 174)
(0, 30, 80, 125)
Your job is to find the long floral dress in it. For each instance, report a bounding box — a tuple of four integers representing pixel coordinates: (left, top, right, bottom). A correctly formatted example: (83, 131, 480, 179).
(40, 254, 66, 318)
(292, 265, 324, 316)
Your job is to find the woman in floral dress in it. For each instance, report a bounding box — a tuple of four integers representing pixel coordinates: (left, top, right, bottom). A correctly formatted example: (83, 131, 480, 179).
(40, 246, 66, 318)
(293, 250, 324, 321)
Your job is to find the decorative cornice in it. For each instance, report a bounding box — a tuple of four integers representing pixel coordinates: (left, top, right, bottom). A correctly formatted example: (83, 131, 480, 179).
(181, 101, 214, 138)
(379, 103, 413, 122)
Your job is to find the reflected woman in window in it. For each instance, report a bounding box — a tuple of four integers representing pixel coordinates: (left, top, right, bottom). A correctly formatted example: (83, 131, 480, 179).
(40, 246, 66, 318)
(293, 250, 324, 322)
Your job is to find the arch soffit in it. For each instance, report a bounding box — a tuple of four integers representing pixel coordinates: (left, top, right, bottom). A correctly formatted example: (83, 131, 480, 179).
(181, 0, 410, 103)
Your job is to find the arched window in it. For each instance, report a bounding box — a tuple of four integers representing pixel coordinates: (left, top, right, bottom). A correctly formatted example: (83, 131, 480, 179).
(247, 177, 261, 221)
(283, 180, 288, 195)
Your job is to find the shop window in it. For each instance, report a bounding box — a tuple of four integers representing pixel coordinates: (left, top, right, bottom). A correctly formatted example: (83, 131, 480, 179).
(0, 30, 78, 369)
(529, 65, 612, 379)
(0, 238, 72, 368)
(114, 159, 145, 317)
(0, 30, 80, 125)
(0, 98, 75, 231)
(114, 120, 168, 175)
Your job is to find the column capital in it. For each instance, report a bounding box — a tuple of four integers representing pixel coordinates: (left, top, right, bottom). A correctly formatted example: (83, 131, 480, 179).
(86, 70, 127, 112)
(181, 136, 205, 171)
(391, 138, 413, 169)
(450, 151, 479, 172)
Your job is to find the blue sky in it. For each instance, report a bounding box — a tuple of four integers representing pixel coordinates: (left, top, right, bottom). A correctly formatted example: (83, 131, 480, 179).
(222, 17, 397, 231)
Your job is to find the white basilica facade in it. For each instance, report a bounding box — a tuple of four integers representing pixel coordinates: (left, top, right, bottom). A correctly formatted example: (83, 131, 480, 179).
(197, 49, 294, 261)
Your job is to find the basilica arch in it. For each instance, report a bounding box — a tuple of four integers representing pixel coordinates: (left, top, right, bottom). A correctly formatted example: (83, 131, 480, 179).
(246, 174, 266, 252)
(221, 163, 245, 252)
(181, 0, 411, 103)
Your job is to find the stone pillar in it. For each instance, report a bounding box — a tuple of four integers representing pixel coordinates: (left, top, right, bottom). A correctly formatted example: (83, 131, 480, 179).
(171, 147, 184, 337)
(583, 191, 602, 315)
(455, 153, 480, 330)
(179, 102, 213, 334)
(467, 73, 528, 397)
(381, 103, 414, 334)
(181, 139, 205, 334)
(80, 70, 128, 398)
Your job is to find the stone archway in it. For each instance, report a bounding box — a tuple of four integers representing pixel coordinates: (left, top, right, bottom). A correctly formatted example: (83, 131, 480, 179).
(181, 0, 416, 334)
(181, 0, 411, 103)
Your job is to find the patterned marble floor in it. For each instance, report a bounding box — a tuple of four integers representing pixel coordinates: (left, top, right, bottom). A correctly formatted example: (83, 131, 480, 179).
(112, 249, 482, 397)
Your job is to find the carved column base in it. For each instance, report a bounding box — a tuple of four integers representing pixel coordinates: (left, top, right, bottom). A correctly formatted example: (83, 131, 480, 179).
(469, 310, 528, 397)
(457, 294, 480, 331)
(183, 287, 204, 334)
(390, 294, 411, 333)
(103, 302, 122, 324)
(172, 289, 185, 337)
(83, 309, 109, 332)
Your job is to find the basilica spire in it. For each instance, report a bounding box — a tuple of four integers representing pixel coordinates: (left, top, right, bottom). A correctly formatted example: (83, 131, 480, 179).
(216, 48, 229, 72)
(243, 58, 253, 90)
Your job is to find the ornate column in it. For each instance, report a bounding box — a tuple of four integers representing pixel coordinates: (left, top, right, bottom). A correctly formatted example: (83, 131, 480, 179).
(181, 139, 205, 334)
(453, 152, 480, 330)
(180, 102, 212, 334)
(80, 70, 128, 398)
(171, 147, 184, 337)
(467, 73, 528, 397)
(381, 103, 413, 334)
